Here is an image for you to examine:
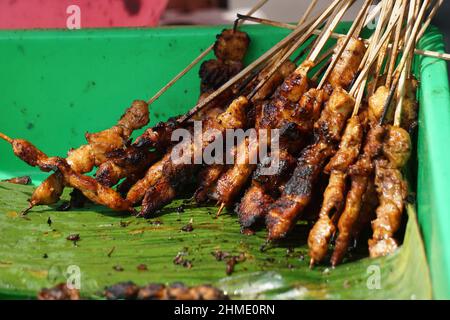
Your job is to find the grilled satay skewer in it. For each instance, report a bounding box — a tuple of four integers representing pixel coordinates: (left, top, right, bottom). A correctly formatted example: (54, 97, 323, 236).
(213, 0, 356, 215)
(132, 96, 249, 215)
(95, 29, 251, 190)
(129, 1, 344, 216)
(238, 0, 372, 229)
(124, 27, 255, 210)
(331, 0, 427, 265)
(368, 0, 427, 258)
(0, 134, 134, 213)
(237, 39, 363, 227)
(138, 53, 303, 216)
(308, 0, 399, 266)
(265, 5, 404, 242)
(21, 100, 149, 214)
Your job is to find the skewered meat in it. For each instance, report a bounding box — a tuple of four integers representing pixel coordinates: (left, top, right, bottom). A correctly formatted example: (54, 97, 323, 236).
(308, 116, 363, 265)
(330, 124, 385, 265)
(368, 126, 410, 257)
(250, 60, 297, 102)
(266, 88, 355, 241)
(199, 60, 244, 94)
(213, 64, 320, 208)
(26, 100, 149, 211)
(213, 29, 250, 62)
(96, 28, 252, 197)
(2, 176, 32, 185)
(236, 37, 366, 230)
(368, 85, 391, 124)
(195, 60, 297, 205)
(3, 137, 133, 213)
(96, 146, 160, 187)
(237, 130, 299, 228)
(194, 164, 226, 203)
(128, 96, 249, 211)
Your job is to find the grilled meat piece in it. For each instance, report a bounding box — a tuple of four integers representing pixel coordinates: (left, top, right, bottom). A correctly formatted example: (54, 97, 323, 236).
(96, 146, 159, 187)
(213, 29, 250, 62)
(368, 85, 391, 124)
(368, 126, 411, 257)
(266, 141, 335, 240)
(400, 78, 418, 132)
(2, 176, 32, 185)
(324, 116, 364, 174)
(328, 38, 366, 90)
(238, 182, 274, 229)
(194, 164, 226, 203)
(214, 136, 258, 205)
(330, 125, 386, 265)
(308, 171, 346, 264)
(199, 59, 243, 93)
(38, 283, 80, 300)
(308, 116, 364, 264)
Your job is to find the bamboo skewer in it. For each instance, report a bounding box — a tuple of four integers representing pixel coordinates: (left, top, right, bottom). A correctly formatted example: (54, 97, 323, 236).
(215, 0, 324, 217)
(307, 0, 354, 63)
(352, 0, 399, 116)
(368, 0, 398, 97)
(349, 4, 403, 98)
(0, 132, 13, 144)
(146, 0, 270, 106)
(238, 13, 450, 62)
(176, 2, 334, 123)
(245, 0, 346, 101)
(298, 0, 320, 27)
(216, 0, 352, 216)
(381, 0, 431, 125)
(416, 0, 444, 40)
(386, 0, 408, 88)
(395, 0, 418, 118)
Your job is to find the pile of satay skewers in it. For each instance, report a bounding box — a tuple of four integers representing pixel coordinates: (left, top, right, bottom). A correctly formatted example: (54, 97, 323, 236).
(1, 0, 448, 267)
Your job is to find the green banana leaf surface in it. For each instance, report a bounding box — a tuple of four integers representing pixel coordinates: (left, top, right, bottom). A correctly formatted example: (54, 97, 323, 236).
(0, 181, 432, 299)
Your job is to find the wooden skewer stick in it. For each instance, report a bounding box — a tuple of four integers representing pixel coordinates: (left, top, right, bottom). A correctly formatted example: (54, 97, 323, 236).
(298, 0, 320, 26)
(318, 0, 374, 89)
(349, 3, 403, 97)
(368, 0, 399, 96)
(215, 0, 322, 216)
(0, 132, 13, 144)
(307, 0, 354, 63)
(281, 0, 321, 64)
(380, 0, 431, 126)
(352, 0, 399, 116)
(350, 0, 394, 100)
(311, 56, 333, 82)
(238, 12, 450, 61)
(395, 0, 417, 120)
(394, 0, 423, 127)
(216, 202, 226, 217)
(416, 0, 444, 40)
(246, 0, 346, 101)
(386, 0, 408, 88)
(146, 0, 269, 105)
(177, 2, 331, 123)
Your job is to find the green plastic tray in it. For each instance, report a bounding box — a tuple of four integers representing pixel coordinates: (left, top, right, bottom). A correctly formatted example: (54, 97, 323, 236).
(0, 24, 448, 299)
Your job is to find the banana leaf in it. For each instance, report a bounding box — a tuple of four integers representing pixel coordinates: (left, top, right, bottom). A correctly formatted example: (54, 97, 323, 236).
(0, 181, 431, 299)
